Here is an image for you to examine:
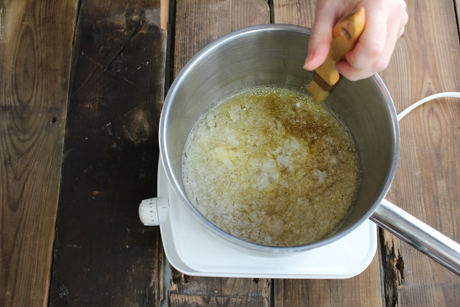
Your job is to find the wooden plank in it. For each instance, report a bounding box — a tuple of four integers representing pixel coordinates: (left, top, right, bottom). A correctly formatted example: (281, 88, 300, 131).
(273, 0, 316, 24)
(169, 0, 271, 305)
(48, 0, 167, 306)
(380, 0, 460, 306)
(274, 256, 383, 307)
(456, 0, 460, 38)
(169, 269, 271, 307)
(273, 1, 384, 306)
(0, 1, 77, 306)
(173, 0, 270, 77)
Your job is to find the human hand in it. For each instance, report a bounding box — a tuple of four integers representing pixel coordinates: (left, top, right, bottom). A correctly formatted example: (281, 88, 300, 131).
(303, 0, 408, 81)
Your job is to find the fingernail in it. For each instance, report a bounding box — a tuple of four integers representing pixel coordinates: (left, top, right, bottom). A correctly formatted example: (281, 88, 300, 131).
(303, 51, 314, 69)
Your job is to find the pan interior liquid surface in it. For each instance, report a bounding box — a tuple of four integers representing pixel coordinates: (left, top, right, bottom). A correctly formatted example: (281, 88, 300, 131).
(182, 86, 360, 247)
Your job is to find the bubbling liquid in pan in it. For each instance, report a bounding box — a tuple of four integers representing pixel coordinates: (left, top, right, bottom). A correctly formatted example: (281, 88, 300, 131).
(182, 86, 360, 246)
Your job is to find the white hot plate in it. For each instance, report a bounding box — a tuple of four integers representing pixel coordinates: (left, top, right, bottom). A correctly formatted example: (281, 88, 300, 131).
(139, 160, 377, 279)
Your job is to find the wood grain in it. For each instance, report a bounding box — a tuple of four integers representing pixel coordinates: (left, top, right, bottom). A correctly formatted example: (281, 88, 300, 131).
(380, 0, 460, 306)
(48, 0, 167, 306)
(456, 1, 460, 38)
(169, 269, 271, 307)
(274, 255, 383, 307)
(173, 0, 270, 77)
(273, 0, 316, 25)
(169, 0, 271, 305)
(1, 0, 457, 306)
(0, 0, 77, 306)
(273, 1, 383, 306)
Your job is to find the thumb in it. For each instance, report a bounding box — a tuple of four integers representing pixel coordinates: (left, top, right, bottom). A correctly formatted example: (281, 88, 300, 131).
(304, 8, 335, 71)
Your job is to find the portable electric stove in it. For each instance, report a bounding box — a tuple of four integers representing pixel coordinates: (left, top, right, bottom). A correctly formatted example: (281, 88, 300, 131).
(139, 160, 377, 279)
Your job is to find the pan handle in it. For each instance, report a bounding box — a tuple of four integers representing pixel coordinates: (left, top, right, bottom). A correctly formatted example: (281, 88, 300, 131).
(370, 199, 460, 276)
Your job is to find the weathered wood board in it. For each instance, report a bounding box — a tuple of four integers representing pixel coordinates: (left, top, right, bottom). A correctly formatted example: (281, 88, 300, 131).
(1, 0, 459, 306)
(380, 0, 460, 306)
(173, 0, 271, 76)
(273, 1, 383, 306)
(274, 256, 383, 307)
(456, 0, 460, 39)
(0, 1, 77, 306)
(170, 268, 271, 307)
(169, 0, 272, 305)
(48, 0, 167, 306)
(275, 0, 460, 306)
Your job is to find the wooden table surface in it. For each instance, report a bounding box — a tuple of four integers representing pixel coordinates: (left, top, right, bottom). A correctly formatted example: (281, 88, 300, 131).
(1, 0, 460, 306)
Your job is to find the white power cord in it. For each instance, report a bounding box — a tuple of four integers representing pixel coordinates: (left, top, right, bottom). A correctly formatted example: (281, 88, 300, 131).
(397, 92, 460, 122)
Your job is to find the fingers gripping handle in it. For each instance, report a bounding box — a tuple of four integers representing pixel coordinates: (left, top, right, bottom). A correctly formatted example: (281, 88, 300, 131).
(316, 8, 365, 86)
(330, 8, 366, 62)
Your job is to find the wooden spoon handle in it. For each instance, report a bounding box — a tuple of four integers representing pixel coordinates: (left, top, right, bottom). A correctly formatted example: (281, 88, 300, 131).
(315, 8, 366, 85)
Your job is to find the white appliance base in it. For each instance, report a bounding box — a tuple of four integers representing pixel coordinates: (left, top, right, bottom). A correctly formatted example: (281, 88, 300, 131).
(158, 161, 377, 279)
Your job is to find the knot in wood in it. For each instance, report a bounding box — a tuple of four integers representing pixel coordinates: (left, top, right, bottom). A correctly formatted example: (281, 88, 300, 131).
(125, 7, 146, 30)
(123, 109, 151, 144)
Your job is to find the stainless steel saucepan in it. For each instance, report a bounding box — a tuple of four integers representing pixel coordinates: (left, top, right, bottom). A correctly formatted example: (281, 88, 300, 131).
(159, 24, 460, 275)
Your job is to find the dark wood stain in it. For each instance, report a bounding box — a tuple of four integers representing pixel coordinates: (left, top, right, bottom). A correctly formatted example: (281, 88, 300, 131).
(379, 236, 405, 307)
(48, 0, 166, 306)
